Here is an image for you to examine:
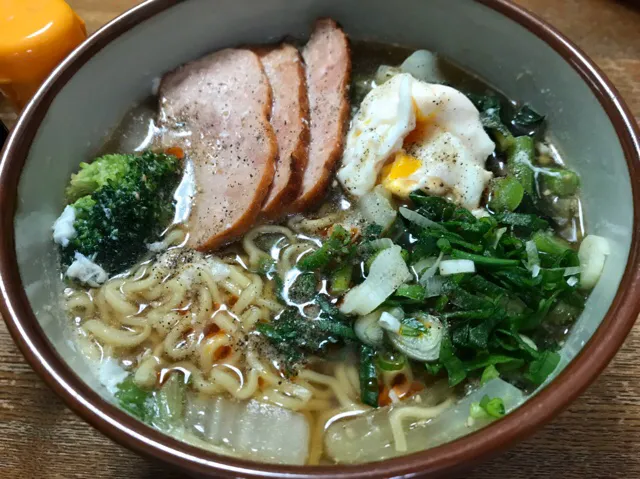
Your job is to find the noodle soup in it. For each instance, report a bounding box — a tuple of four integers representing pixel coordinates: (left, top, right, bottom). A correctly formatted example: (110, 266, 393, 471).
(54, 27, 608, 465)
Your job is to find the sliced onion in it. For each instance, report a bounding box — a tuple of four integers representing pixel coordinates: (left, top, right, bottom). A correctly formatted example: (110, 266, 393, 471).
(439, 259, 475, 276)
(359, 185, 397, 230)
(355, 311, 385, 347)
(374, 65, 401, 85)
(563, 266, 581, 276)
(578, 235, 610, 289)
(387, 314, 443, 362)
(567, 276, 579, 287)
(379, 311, 402, 334)
(492, 227, 507, 249)
(531, 264, 541, 279)
(525, 240, 540, 274)
(400, 50, 445, 83)
(399, 207, 445, 230)
(340, 246, 412, 315)
(412, 256, 437, 276)
(359, 238, 394, 253)
(519, 334, 538, 351)
(419, 252, 444, 285)
(424, 276, 445, 297)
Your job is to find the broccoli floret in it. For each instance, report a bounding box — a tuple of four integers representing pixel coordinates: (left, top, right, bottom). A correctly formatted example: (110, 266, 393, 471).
(66, 154, 133, 202)
(61, 151, 182, 274)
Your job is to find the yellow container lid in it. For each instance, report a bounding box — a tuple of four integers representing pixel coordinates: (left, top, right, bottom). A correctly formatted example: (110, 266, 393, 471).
(0, 0, 86, 110)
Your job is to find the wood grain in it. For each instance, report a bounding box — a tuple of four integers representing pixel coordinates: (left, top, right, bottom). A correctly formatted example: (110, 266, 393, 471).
(1, 1, 639, 477)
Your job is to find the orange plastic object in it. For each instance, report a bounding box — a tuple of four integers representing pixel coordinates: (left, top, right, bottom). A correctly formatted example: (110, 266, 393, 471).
(0, 0, 87, 110)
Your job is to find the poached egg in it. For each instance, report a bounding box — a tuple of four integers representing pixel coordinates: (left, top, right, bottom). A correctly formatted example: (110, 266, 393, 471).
(337, 73, 495, 210)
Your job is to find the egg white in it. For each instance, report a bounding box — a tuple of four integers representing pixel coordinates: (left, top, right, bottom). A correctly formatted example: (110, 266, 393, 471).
(337, 72, 495, 210)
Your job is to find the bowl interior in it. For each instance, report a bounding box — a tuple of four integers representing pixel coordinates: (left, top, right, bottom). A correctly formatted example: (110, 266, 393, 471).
(9, 0, 634, 467)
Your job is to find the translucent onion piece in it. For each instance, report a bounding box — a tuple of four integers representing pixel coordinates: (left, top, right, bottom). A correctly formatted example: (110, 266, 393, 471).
(374, 65, 401, 85)
(340, 246, 412, 315)
(578, 235, 610, 289)
(419, 252, 444, 285)
(354, 311, 385, 347)
(359, 185, 397, 230)
(399, 207, 445, 230)
(400, 50, 445, 83)
(439, 259, 475, 275)
(184, 395, 310, 465)
(387, 315, 443, 362)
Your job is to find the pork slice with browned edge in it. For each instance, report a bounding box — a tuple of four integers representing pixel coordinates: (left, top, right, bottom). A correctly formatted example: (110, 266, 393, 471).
(258, 44, 309, 219)
(158, 48, 277, 251)
(291, 18, 351, 212)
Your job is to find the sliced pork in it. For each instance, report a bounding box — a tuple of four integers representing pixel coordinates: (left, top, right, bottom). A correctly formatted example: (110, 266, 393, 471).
(158, 49, 277, 251)
(258, 44, 309, 219)
(291, 18, 351, 211)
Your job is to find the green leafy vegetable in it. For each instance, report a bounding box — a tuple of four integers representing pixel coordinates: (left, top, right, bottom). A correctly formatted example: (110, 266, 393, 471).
(288, 273, 318, 304)
(439, 328, 467, 386)
(424, 362, 444, 376)
(395, 284, 426, 301)
(470, 395, 506, 420)
(493, 212, 549, 232)
(153, 372, 186, 430)
(480, 365, 500, 385)
(115, 376, 152, 422)
(359, 345, 380, 407)
(256, 305, 355, 375)
(511, 104, 545, 137)
(525, 350, 561, 385)
(297, 225, 352, 271)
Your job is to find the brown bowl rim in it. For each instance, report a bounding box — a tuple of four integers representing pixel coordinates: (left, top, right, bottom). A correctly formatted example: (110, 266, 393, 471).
(1, 0, 640, 477)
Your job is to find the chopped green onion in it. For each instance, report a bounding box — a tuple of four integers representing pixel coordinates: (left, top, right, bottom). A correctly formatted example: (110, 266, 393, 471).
(376, 351, 407, 371)
(451, 250, 519, 267)
(507, 135, 536, 196)
(480, 395, 506, 418)
(488, 177, 524, 212)
(540, 167, 580, 197)
(532, 231, 572, 256)
(480, 365, 500, 385)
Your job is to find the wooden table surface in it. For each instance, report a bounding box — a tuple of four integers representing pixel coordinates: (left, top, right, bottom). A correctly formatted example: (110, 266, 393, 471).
(1, 1, 639, 478)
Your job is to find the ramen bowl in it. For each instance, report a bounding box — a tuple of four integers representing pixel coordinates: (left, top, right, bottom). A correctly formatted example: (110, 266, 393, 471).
(1, 0, 639, 477)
